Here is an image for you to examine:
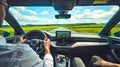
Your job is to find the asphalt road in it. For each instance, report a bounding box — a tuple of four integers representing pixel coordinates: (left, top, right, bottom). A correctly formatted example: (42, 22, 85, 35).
(48, 27, 99, 37)
(49, 27, 79, 34)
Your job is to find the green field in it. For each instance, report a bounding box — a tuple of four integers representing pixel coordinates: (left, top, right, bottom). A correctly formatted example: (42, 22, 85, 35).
(0, 24, 120, 36)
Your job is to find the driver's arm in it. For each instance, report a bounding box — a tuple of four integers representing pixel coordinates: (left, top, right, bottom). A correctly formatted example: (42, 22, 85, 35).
(43, 37, 53, 67)
(19, 37, 53, 67)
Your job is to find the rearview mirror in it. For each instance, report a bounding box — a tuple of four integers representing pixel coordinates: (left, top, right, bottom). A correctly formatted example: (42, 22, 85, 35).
(55, 14, 71, 19)
(114, 31, 120, 37)
(0, 30, 10, 37)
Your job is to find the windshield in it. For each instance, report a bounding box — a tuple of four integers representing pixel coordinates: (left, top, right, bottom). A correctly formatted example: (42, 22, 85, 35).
(7, 5, 119, 34)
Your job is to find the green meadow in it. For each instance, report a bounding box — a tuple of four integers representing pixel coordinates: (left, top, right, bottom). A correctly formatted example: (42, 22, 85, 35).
(0, 24, 120, 36)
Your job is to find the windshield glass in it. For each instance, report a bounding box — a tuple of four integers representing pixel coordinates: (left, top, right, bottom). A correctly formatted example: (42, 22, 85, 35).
(8, 5, 119, 34)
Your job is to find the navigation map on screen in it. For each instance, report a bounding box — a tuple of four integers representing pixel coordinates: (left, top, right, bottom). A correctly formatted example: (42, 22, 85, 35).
(56, 31, 71, 38)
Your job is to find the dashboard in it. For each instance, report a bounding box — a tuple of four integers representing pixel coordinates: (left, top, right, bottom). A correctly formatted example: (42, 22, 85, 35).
(6, 30, 109, 48)
(50, 31, 109, 47)
(6, 30, 109, 54)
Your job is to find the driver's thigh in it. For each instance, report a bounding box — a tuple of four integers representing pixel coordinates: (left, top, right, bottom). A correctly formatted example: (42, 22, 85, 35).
(72, 57, 86, 67)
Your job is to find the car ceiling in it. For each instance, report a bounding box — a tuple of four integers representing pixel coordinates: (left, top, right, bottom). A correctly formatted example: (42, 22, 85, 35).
(7, 0, 120, 15)
(8, 0, 120, 6)
(8, 0, 120, 10)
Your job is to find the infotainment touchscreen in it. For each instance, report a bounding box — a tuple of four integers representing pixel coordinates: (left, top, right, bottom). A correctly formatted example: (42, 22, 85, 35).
(56, 31, 71, 38)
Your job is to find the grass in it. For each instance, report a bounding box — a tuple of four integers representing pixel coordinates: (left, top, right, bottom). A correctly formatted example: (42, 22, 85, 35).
(0, 24, 119, 36)
(0, 26, 14, 36)
(22, 25, 59, 32)
(63, 24, 103, 34)
(111, 27, 120, 36)
(67, 27, 102, 34)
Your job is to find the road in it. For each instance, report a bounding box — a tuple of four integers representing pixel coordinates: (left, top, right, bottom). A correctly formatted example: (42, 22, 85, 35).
(49, 27, 79, 34)
(48, 27, 98, 38)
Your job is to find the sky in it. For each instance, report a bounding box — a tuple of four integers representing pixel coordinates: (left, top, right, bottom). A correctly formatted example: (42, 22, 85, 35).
(3, 5, 119, 25)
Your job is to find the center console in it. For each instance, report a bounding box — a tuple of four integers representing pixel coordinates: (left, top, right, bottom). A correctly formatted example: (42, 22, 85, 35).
(56, 54, 71, 67)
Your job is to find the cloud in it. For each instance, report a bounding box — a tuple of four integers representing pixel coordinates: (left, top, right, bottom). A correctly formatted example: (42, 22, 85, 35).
(69, 7, 82, 15)
(15, 7, 37, 15)
(40, 11, 48, 15)
(9, 8, 52, 25)
(70, 6, 119, 23)
(16, 7, 26, 12)
(25, 10, 37, 15)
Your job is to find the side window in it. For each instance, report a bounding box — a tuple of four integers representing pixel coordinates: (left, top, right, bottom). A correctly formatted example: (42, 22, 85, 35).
(111, 22, 120, 37)
(0, 21, 14, 37)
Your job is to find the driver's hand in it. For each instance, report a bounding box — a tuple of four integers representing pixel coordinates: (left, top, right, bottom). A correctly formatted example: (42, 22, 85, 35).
(43, 37, 51, 54)
(19, 38, 26, 44)
(94, 59, 120, 67)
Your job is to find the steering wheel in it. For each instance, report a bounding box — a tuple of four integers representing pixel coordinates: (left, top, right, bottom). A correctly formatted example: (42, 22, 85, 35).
(109, 37, 120, 62)
(23, 30, 47, 55)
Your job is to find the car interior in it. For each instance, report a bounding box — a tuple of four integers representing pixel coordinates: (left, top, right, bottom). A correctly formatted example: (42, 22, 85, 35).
(1, 0, 120, 67)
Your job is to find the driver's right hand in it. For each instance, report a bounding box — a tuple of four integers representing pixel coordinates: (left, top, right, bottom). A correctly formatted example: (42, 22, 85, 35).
(43, 37, 51, 54)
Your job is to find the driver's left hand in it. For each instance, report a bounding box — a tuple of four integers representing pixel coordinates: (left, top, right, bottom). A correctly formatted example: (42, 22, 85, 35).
(19, 38, 26, 43)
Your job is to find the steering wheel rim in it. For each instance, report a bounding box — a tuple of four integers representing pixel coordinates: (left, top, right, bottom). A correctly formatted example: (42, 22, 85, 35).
(23, 30, 47, 54)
